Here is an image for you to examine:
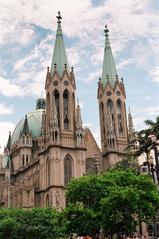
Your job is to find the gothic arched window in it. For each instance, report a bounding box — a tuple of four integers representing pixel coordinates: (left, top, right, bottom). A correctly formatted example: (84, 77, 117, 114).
(26, 155, 29, 164)
(54, 89, 60, 117)
(85, 158, 96, 174)
(26, 136, 29, 144)
(64, 155, 73, 186)
(63, 90, 69, 130)
(64, 115, 69, 130)
(107, 99, 115, 133)
(22, 155, 25, 167)
(100, 102, 105, 139)
(46, 157, 51, 187)
(117, 99, 123, 134)
(46, 92, 50, 129)
(63, 89, 69, 112)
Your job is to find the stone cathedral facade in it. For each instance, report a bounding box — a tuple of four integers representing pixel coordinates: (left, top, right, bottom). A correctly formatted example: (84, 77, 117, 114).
(0, 13, 129, 209)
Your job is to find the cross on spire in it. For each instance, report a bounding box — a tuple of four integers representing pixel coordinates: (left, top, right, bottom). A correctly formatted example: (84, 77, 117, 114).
(104, 25, 109, 37)
(56, 11, 62, 24)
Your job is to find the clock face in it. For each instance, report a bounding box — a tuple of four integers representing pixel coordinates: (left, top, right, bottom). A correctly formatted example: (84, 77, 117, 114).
(116, 91, 121, 96)
(53, 81, 58, 86)
(106, 91, 112, 96)
(64, 80, 69, 86)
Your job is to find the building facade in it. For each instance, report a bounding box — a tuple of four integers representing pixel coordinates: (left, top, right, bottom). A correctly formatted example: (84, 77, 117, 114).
(0, 13, 128, 209)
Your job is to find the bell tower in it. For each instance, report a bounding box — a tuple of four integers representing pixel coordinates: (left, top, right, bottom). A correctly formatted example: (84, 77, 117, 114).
(41, 11, 85, 208)
(97, 26, 128, 170)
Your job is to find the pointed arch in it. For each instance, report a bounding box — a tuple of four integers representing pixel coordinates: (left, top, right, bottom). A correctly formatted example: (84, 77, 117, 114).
(63, 89, 69, 129)
(107, 99, 115, 134)
(100, 102, 105, 139)
(53, 89, 60, 117)
(63, 89, 69, 112)
(117, 99, 123, 134)
(46, 92, 50, 130)
(64, 154, 73, 186)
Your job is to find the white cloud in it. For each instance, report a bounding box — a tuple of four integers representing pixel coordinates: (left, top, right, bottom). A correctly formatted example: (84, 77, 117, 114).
(0, 104, 14, 115)
(150, 66, 159, 83)
(0, 77, 25, 97)
(117, 58, 135, 71)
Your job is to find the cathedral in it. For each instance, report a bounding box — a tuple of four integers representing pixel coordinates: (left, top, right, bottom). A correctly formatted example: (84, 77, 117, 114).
(0, 12, 130, 209)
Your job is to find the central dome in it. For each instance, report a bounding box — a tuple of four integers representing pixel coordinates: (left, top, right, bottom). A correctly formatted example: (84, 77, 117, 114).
(11, 109, 44, 145)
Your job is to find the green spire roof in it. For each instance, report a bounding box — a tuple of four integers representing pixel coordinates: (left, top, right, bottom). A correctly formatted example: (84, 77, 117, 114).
(50, 11, 70, 77)
(20, 115, 30, 136)
(101, 25, 118, 88)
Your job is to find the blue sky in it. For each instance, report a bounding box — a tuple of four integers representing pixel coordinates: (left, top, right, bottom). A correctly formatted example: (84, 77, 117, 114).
(0, 0, 159, 152)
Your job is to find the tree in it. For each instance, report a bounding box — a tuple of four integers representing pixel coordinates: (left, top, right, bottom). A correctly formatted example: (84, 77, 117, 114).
(0, 208, 63, 239)
(65, 169, 159, 238)
(145, 116, 159, 140)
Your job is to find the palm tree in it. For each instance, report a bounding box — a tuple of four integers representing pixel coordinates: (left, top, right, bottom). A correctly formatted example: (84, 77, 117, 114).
(145, 116, 159, 139)
(135, 128, 152, 172)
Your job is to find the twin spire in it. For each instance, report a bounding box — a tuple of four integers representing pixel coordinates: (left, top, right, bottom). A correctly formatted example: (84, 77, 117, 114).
(101, 25, 118, 88)
(51, 12, 117, 89)
(50, 11, 70, 77)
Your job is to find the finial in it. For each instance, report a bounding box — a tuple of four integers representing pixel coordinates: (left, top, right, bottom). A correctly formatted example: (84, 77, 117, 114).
(54, 63, 57, 69)
(64, 63, 67, 70)
(47, 66, 49, 72)
(56, 11, 62, 25)
(9, 131, 11, 135)
(71, 66, 74, 72)
(25, 114, 27, 119)
(104, 25, 109, 37)
(121, 77, 124, 83)
(106, 74, 109, 79)
(116, 75, 118, 80)
(99, 77, 101, 82)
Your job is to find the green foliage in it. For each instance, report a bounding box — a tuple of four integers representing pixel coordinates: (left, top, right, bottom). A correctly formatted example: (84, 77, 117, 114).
(63, 204, 100, 237)
(0, 208, 63, 239)
(66, 169, 159, 237)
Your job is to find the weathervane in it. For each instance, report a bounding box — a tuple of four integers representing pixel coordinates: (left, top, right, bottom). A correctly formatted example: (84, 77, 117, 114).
(56, 11, 62, 24)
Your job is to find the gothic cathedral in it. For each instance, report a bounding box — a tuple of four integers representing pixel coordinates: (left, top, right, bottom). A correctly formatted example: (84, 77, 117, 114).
(0, 12, 128, 209)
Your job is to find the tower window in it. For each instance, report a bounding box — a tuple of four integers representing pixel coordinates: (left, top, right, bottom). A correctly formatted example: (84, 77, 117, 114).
(117, 99, 123, 134)
(22, 136, 25, 144)
(26, 155, 29, 164)
(100, 102, 105, 139)
(54, 90, 60, 116)
(107, 99, 115, 134)
(22, 155, 25, 167)
(64, 115, 69, 130)
(26, 136, 29, 144)
(64, 155, 72, 186)
(63, 89, 69, 112)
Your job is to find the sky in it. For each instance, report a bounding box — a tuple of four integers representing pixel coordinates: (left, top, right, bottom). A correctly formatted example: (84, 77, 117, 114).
(0, 0, 159, 153)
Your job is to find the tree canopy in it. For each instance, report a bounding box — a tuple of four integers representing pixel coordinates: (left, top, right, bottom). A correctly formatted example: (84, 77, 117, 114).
(65, 169, 159, 238)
